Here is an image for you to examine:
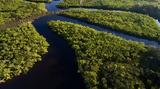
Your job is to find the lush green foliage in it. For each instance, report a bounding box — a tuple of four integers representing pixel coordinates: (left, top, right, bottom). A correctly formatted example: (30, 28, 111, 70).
(0, 0, 47, 26)
(58, 9, 160, 41)
(58, 0, 160, 19)
(0, 22, 49, 83)
(0, 0, 22, 11)
(27, 0, 52, 3)
(48, 21, 160, 89)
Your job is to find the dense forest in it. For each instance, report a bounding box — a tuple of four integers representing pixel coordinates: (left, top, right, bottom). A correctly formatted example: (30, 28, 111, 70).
(0, 0, 160, 89)
(0, 0, 49, 83)
(0, 23, 49, 83)
(48, 20, 160, 89)
(58, 0, 160, 19)
(0, 0, 47, 26)
(58, 9, 160, 41)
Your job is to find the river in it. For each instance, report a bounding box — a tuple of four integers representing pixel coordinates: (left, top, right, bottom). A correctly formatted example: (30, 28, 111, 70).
(156, 20, 160, 26)
(0, 0, 160, 89)
(0, 0, 86, 89)
(45, 0, 160, 48)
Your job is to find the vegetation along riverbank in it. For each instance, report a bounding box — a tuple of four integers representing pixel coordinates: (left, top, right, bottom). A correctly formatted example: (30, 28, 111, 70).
(57, 9, 160, 42)
(57, 0, 160, 19)
(0, 0, 47, 26)
(49, 20, 160, 89)
(0, 0, 160, 89)
(0, 22, 49, 83)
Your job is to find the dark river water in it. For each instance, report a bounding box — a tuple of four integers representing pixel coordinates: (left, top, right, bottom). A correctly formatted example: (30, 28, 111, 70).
(0, 0, 160, 89)
(0, 0, 86, 89)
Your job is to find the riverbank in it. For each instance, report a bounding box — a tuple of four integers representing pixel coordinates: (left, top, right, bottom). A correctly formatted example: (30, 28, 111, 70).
(0, 0, 160, 89)
(57, 0, 160, 19)
(0, 12, 48, 30)
(57, 9, 160, 43)
(48, 20, 160, 89)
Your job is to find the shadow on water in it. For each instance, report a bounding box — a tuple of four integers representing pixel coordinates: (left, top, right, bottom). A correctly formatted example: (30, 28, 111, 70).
(0, 0, 86, 88)
(140, 48, 160, 89)
(0, 13, 86, 89)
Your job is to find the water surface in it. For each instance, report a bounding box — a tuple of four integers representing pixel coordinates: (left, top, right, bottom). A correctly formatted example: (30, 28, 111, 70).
(156, 20, 160, 26)
(1, 0, 160, 89)
(46, 0, 63, 12)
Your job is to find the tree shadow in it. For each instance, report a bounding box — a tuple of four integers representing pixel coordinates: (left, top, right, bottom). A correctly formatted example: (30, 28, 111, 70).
(140, 48, 160, 89)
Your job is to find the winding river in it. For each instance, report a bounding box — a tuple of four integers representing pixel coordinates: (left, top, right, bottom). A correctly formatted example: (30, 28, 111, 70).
(0, 0, 86, 89)
(1, 0, 160, 89)
(45, 0, 160, 48)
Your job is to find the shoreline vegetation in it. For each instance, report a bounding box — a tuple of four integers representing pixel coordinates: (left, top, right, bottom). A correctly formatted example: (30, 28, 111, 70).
(57, 0, 160, 19)
(57, 9, 160, 42)
(0, 23, 49, 83)
(0, 0, 50, 83)
(0, 12, 48, 30)
(26, 0, 52, 3)
(0, 0, 48, 26)
(48, 20, 160, 89)
(1, 0, 160, 88)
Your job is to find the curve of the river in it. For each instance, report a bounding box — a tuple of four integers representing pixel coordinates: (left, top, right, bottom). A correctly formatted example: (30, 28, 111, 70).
(0, 0, 86, 89)
(1, 0, 160, 89)
(45, 0, 160, 48)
